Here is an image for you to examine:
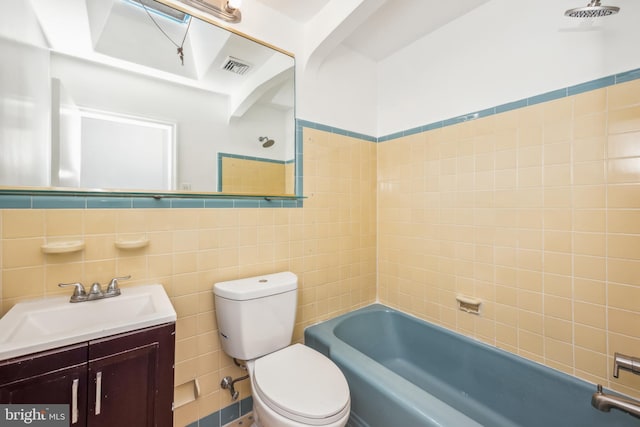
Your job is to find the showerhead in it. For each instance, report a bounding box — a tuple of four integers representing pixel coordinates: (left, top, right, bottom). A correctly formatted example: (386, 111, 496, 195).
(259, 136, 275, 148)
(565, 0, 619, 17)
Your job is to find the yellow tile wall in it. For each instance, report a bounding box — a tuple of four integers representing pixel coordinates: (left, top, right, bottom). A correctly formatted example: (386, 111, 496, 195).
(378, 79, 640, 399)
(1, 80, 639, 423)
(285, 162, 295, 195)
(220, 157, 290, 195)
(0, 128, 377, 427)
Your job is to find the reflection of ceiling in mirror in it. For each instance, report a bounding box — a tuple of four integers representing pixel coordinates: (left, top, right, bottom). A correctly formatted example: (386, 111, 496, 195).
(28, 0, 293, 112)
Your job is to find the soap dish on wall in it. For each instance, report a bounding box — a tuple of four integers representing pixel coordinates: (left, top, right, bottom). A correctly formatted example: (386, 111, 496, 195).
(41, 240, 85, 254)
(456, 295, 482, 315)
(114, 236, 149, 250)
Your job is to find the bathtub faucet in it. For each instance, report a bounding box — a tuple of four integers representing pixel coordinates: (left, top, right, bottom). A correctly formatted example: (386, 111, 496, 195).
(613, 352, 640, 378)
(591, 384, 640, 418)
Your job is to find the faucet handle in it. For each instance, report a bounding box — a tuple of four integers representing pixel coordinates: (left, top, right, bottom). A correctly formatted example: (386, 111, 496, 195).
(58, 282, 87, 302)
(89, 282, 104, 299)
(106, 275, 131, 296)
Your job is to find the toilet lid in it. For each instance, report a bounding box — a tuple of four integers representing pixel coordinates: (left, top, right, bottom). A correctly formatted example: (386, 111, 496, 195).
(253, 344, 350, 425)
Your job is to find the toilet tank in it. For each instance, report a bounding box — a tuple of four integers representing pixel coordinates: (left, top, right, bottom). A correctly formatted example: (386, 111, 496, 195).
(213, 272, 298, 360)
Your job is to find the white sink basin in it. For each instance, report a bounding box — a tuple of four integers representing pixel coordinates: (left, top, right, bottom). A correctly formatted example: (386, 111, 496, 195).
(0, 284, 176, 360)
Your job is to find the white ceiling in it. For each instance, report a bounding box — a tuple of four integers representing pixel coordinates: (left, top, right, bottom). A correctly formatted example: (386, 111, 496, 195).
(256, 0, 331, 23)
(257, 0, 490, 61)
(26, 0, 500, 113)
(29, 0, 295, 118)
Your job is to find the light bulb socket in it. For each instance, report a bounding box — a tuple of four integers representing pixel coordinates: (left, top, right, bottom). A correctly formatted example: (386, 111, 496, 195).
(226, 0, 241, 11)
(181, 0, 242, 23)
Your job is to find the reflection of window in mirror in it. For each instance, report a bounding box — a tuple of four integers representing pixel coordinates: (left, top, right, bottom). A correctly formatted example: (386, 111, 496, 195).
(70, 110, 176, 191)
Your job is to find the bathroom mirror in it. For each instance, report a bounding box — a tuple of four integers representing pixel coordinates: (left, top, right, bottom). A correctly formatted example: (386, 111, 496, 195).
(0, 0, 295, 197)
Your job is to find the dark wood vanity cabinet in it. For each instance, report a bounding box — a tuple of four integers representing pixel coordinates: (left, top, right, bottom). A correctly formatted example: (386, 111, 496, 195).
(0, 342, 89, 422)
(0, 323, 175, 427)
(87, 324, 175, 427)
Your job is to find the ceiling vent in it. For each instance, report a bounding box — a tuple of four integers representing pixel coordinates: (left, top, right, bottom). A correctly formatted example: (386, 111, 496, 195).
(221, 56, 251, 75)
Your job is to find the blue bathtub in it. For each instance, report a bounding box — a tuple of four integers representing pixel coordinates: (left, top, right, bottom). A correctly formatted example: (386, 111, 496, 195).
(304, 304, 638, 427)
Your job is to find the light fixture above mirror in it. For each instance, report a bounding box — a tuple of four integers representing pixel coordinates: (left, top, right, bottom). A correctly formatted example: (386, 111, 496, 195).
(180, 0, 242, 23)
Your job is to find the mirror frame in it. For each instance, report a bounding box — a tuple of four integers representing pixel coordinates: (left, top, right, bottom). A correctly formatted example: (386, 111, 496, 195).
(0, 0, 302, 203)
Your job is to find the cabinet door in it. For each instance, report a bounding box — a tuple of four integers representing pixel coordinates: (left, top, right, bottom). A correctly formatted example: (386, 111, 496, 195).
(0, 344, 89, 427)
(88, 323, 175, 427)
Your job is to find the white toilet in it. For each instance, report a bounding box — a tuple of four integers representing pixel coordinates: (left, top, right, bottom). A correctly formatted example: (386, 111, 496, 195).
(213, 272, 351, 427)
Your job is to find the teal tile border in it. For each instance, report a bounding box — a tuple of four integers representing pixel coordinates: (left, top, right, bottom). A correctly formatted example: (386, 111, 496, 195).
(32, 196, 87, 209)
(0, 195, 32, 209)
(132, 198, 172, 209)
(186, 396, 253, 427)
(568, 76, 615, 96)
(171, 198, 206, 209)
(377, 66, 640, 142)
(0, 192, 304, 210)
(297, 119, 377, 143)
(296, 67, 639, 145)
(86, 198, 134, 209)
(2, 67, 638, 210)
(616, 68, 640, 83)
(495, 99, 528, 114)
(295, 120, 304, 199)
(218, 152, 294, 165)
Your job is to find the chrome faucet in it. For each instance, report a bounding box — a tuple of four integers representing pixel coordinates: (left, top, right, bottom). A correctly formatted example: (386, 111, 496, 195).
(58, 282, 88, 303)
(105, 275, 131, 297)
(591, 352, 640, 418)
(613, 352, 640, 378)
(59, 275, 130, 303)
(88, 282, 104, 300)
(592, 384, 640, 418)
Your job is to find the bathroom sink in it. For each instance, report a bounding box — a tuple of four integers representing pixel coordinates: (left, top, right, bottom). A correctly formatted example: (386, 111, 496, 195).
(0, 284, 176, 360)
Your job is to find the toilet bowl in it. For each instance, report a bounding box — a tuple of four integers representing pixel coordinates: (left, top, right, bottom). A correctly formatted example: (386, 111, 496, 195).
(249, 344, 350, 427)
(213, 272, 350, 427)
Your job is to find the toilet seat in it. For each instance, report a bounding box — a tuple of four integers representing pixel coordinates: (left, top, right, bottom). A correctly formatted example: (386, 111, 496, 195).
(253, 344, 350, 426)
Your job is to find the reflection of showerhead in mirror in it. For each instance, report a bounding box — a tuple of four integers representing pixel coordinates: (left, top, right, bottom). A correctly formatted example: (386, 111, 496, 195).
(259, 136, 275, 148)
(565, 0, 620, 17)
